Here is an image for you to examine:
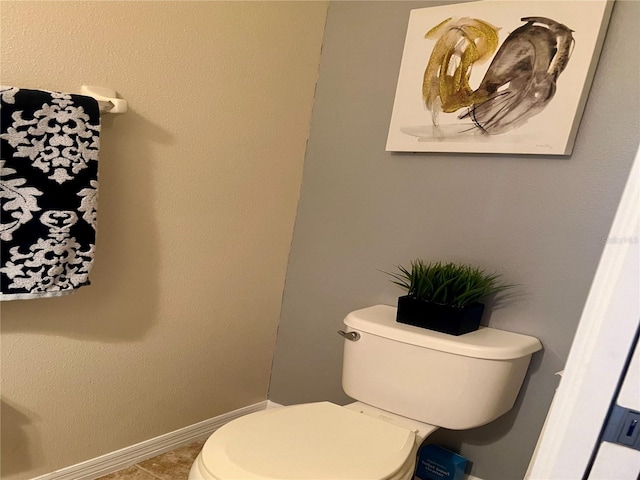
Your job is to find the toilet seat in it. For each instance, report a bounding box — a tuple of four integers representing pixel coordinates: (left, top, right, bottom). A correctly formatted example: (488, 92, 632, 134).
(196, 402, 417, 480)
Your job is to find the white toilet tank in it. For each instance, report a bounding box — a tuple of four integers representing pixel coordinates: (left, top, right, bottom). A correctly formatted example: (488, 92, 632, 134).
(341, 305, 542, 430)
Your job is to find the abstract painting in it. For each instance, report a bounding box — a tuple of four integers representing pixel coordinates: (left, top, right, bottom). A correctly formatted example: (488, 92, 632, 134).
(386, 1, 613, 155)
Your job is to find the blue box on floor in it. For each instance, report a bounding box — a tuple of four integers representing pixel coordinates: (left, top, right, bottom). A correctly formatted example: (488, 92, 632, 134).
(413, 444, 467, 480)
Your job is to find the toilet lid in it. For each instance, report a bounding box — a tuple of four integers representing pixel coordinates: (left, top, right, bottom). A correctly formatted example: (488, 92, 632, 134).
(199, 402, 416, 480)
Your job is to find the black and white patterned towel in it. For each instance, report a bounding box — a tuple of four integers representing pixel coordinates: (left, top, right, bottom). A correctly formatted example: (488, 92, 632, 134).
(0, 86, 100, 300)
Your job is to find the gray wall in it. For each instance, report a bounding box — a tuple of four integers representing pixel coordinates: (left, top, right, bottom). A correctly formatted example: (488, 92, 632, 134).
(269, 1, 639, 479)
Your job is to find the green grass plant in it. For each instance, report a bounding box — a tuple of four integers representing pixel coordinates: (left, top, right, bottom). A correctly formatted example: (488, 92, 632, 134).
(386, 260, 511, 309)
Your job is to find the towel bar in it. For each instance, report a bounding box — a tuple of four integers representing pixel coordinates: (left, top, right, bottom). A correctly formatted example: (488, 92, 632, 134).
(80, 85, 127, 114)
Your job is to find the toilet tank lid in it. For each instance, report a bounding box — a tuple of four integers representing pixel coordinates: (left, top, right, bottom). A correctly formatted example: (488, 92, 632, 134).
(343, 305, 542, 360)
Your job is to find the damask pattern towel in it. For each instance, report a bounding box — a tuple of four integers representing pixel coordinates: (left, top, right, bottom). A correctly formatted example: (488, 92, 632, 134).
(0, 86, 100, 300)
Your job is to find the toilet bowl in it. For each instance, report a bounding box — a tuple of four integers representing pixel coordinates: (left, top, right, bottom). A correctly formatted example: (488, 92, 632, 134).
(189, 305, 542, 480)
(188, 401, 437, 480)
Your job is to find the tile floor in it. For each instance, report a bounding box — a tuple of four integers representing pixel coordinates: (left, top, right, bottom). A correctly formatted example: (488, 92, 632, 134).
(96, 440, 205, 479)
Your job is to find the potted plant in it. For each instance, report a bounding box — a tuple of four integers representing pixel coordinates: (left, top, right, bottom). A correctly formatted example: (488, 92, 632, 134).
(386, 260, 512, 335)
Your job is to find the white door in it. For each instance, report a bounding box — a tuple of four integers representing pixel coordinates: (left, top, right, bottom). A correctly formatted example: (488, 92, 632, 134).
(589, 334, 640, 479)
(526, 145, 640, 479)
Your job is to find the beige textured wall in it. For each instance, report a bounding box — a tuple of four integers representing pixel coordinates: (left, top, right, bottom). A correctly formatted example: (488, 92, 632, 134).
(0, 2, 327, 478)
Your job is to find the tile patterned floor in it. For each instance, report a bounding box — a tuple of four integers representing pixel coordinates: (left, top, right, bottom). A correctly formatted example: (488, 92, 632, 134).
(96, 440, 205, 479)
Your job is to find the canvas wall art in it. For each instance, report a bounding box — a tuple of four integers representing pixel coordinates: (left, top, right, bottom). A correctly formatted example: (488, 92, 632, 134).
(386, 0, 614, 155)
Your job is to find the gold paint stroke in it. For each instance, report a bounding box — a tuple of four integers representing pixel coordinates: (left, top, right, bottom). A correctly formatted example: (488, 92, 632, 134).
(423, 17, 499, 124)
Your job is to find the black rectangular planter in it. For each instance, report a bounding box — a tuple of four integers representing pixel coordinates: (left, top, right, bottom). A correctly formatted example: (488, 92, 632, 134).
(396, 295, 484, 336)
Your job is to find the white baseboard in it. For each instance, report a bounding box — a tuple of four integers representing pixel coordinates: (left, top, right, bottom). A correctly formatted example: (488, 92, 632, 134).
(30, 401, 268, 480)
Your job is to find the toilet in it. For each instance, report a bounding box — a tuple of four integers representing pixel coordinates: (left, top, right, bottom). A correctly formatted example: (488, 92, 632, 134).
(189, 305, 542, 480)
